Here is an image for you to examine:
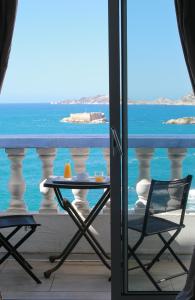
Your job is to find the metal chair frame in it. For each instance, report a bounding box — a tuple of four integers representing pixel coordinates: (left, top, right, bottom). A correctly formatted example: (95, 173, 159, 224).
(0, 215, 41, 284)
(128, 175, 192, 291)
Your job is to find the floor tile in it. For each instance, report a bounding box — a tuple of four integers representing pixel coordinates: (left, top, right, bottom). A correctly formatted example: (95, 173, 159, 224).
(0, 256, 191, 299)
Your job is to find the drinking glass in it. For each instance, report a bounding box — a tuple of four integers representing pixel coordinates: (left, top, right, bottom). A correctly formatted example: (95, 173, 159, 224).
(94, 171, 104, 182)
(64, 160, 72, 179)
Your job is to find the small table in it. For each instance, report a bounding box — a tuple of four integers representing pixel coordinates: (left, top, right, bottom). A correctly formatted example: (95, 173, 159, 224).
(43, 176, 111, 278)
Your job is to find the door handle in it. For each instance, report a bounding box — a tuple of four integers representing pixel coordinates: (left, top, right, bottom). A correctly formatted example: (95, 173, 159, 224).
(111, 127, 123, 156)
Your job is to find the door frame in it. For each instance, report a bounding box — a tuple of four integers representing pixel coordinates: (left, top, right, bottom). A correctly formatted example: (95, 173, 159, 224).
(108, 0, 178, 299)
(108, 0, 122, 298)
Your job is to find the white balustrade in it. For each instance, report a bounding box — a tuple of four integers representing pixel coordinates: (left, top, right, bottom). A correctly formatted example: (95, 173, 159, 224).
(135, 148, 154, 209)
(6, 148, 27, 213)
(37, 148, 58, 213)
(168, 148, 187, 179)
(1, 135, 195, 256)
(134, 179, 151, 213)
(103, 148, 110, 214)
(0, 135, 194, 216)
(135, 148, 154, 181)
(70, 148, 90, 214)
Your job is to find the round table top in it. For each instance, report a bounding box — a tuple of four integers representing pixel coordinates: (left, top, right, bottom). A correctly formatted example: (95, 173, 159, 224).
(44, 176, 110, 190)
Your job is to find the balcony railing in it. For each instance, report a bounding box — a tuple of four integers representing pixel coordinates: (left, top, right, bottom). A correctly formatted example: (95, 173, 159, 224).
(0, 134, 195, 254)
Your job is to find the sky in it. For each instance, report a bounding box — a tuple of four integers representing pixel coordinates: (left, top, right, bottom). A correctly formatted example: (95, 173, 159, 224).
(0, 0, 192, 103)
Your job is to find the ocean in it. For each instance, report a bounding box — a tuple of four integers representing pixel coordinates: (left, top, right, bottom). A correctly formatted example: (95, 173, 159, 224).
(0, 103, 195, 211)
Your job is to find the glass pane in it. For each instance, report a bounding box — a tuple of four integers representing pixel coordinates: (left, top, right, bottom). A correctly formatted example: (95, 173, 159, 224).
(125, 0, 194, 294)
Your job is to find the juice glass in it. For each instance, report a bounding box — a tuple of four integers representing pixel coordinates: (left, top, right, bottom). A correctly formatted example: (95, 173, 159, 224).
(94, 171, 104, 182)
(64, 161, 72, 179)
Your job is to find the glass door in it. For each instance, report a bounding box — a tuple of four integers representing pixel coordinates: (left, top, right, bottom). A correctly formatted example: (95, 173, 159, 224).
(109, 1, 180, 299)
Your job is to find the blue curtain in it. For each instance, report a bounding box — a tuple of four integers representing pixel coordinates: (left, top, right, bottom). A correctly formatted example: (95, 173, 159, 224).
(0, 0, 18, 92)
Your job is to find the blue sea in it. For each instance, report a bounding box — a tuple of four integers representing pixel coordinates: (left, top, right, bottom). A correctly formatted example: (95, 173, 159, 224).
(1, 103, 195, 211)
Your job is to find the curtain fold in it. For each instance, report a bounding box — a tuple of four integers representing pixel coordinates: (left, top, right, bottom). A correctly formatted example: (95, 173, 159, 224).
(0, 0, 18, 92)
(175, 0, 195, 94)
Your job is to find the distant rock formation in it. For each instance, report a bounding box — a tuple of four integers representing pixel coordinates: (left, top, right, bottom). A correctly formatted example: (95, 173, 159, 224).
(181, 92, 195, 103)
(51, 95, 109, 105)
(60, 112, 107, 124)
(164, 117, 195, 125)
(51, 92, 195, 105)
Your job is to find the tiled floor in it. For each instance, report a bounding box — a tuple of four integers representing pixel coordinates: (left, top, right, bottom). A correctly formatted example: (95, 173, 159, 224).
(0, 255, 190, 300)
(128, 255, 189, 292)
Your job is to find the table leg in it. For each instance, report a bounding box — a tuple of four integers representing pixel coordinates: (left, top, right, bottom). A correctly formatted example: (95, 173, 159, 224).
(44, 188, 111, 278)
(68, 200, 110, 260)
(62, 203, 111, 268)
(50, 187, 110, 262)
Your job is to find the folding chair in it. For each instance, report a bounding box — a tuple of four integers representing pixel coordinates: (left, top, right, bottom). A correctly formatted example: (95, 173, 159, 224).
(128, 175, 192, 291)
(0, 215, 41, 283)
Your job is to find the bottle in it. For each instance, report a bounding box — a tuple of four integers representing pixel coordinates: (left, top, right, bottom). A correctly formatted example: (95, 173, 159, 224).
(64, 161, 72, 179)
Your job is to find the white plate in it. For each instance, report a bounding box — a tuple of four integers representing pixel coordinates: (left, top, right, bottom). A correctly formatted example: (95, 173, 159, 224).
(52, 176, 72, 183)
(52, 176, 110, 183)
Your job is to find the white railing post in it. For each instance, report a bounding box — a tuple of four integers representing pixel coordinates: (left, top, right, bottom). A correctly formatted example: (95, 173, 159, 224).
(135, 148, 154, 181)
(37, 148, 58, 213)
(168, 148, 187, 179)
(135, 148, 154, 210)
(6, 148, 27, 213)
(70, 148, 90, 214)
(103, 148, 110, 214)
(134, 179, 151, 213)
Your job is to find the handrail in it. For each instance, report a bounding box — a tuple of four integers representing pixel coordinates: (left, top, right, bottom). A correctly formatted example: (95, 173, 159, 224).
(0, 133, 195, 148)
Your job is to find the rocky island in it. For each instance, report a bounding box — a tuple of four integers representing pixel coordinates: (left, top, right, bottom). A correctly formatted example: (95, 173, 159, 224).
(164, 117, 195, 125)
(51, 92, 195, 105)
(60, 112, 107, 124)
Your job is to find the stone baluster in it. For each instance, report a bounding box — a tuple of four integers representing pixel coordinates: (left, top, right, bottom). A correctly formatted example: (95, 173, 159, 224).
(37, 148, 58, 213)
(70, 148, 90, 214)
(168, 148, 187, 179)
(134, 148, 154, 209)
(134, 179, 151, 214)
(6, 148, 27, 213)
(103, 148, 110, 214)
(135, 148, 154, 181)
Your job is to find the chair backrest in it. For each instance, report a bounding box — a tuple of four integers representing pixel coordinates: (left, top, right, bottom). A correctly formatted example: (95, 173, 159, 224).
(142, 175, 192, 232)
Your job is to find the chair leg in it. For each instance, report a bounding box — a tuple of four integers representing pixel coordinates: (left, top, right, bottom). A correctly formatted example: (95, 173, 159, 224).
(158, 233, 188, 273)
(146, 230, 184, 271)
(128, 235, 149, 272)
(0, 226, 36, 269)
(128, 235, 144, 260)
(0, 233, 41, 284)
(0, 226, 22, 250)
(128, 244, 161, 291)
